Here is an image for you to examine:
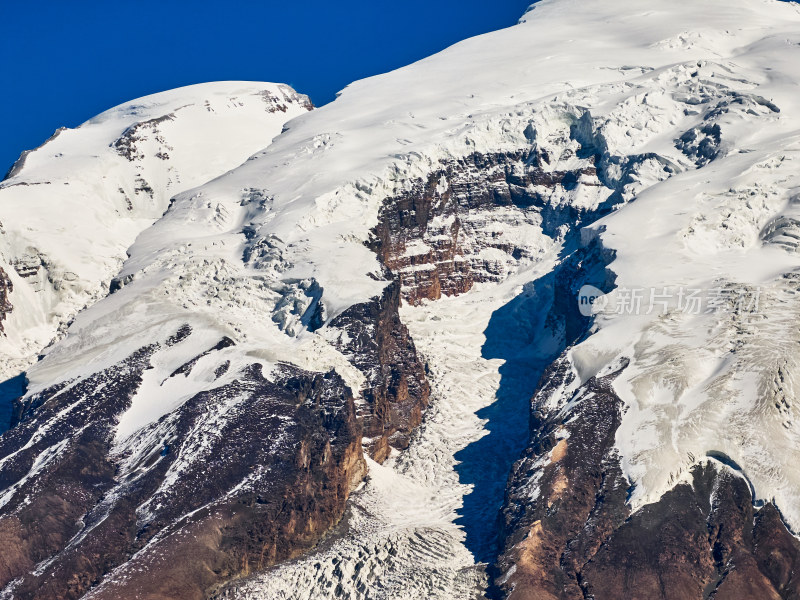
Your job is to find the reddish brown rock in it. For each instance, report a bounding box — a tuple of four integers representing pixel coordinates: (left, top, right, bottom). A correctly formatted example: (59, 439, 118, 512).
(0, 266, 12, 333)
(330, 281, 430, 462)
(0, 331, 365, 600)
(497, 358, 629, 600)
(497, 357, 800, 600)
(370, 151, 601, 305)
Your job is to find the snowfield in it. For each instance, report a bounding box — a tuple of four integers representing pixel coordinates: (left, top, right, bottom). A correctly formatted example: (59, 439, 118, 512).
(0, 81, 311, 380)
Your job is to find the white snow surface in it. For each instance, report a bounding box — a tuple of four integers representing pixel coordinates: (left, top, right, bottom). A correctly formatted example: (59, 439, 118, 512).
(0, 81, 311, 378)
(221, 269, 555, 599)
(9, 0, 800, 596)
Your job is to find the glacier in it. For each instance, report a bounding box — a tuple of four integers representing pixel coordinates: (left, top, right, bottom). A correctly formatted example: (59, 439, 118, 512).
(2, 0, 800, 598)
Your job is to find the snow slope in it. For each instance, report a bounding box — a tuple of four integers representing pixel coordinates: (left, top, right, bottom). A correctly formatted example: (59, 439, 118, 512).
(112, 0, 800, 529)
(214, 0, 800, 595)
(0, 81, 311, 379)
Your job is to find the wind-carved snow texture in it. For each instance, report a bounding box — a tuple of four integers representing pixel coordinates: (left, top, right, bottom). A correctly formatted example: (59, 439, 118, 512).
(214, 265, 562, 599)
(4, 0, 800, 598)
(0, 82, 312, 382)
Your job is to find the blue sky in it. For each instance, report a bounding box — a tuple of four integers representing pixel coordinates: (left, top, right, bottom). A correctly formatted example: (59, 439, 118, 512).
(1, 1, 532, 176)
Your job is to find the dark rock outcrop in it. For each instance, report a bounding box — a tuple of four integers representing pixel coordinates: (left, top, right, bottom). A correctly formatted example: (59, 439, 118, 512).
(0, 266, 12, 333)
(260, 85, 315, 113)
(0, 328, 365, 600)
(496, 357, 800, 600)
(330, 281, 430, 462)
(369, 150, 603, 305)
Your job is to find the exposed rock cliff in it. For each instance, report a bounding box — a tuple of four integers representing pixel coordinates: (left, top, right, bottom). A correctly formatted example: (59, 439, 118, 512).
(370, 150, 607, 305)
(0, 326, 364, 600)
(330, 281, 430, 462)
(0, 267, 12, 334)
(497, 356, 800, 600)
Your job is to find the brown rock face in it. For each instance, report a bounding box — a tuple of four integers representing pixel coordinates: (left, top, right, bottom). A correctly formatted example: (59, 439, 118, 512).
(329, 281, 430, 462)
(579, 467, 800, 600)
(497, 357, 629, 600)
(0, 327, 365, 600)
(0, 266, 12, 333)
(497, 356, 800, 600)
(369, 151, 602, 305)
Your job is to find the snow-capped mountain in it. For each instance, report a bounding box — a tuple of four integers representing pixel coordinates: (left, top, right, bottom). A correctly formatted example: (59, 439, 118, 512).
(0, 82, 312, 381)
(3, 0, 800, 598)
